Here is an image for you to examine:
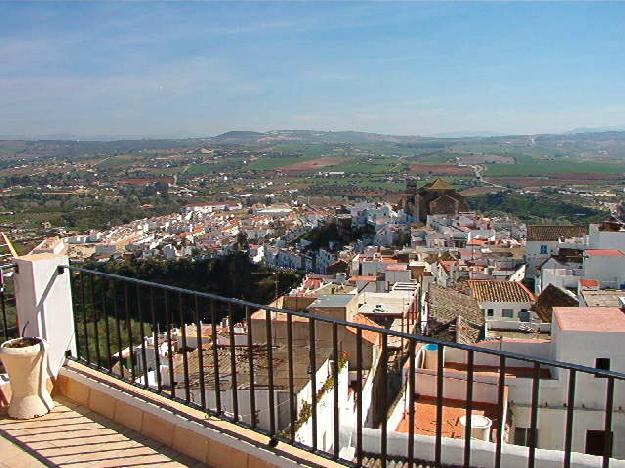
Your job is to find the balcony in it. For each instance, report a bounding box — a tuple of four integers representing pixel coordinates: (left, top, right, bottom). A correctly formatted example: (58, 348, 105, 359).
(1, 254, 625, 467)
(0, 396, 201, 467)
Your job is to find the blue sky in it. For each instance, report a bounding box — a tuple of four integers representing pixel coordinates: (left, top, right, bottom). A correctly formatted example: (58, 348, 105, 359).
(1, 1, 625, 138)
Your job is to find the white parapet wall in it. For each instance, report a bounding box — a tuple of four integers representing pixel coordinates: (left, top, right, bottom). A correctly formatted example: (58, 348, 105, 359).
(14, 253, 76, 378)
(360, 428, 625, 468)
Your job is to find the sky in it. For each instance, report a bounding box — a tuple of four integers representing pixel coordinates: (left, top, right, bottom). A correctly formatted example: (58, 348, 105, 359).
(1, 1, 625, 139)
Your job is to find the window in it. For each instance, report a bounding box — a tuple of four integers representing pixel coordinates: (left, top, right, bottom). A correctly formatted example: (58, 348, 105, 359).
(586, 430, 612, 457)
(502, 308, 514, 318)
(487, 309, 494, 317)
(540, 245, 548, 254)
(514, 427, 537, 447)
(595, 358, 610, 378)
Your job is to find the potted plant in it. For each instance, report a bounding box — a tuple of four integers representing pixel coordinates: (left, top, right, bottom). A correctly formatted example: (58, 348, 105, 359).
(0, 335, 54, 419)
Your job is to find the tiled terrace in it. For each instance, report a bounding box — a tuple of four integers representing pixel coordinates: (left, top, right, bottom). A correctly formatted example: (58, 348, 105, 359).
(0, 397, 200, 467)
(395, 396, 500, 440)
(0, 360, 340, 468)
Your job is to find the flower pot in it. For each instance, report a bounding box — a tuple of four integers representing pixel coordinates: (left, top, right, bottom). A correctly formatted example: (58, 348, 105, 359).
(0, 337, 54, 419)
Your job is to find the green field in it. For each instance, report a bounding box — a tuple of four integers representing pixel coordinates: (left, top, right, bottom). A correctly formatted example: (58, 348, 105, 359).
(326, 157, 404, 174)
(484, 159, 625, 177)
(185, 157, 246, 175)
(268, 143, 346, 157)
(245, 154, 319, 171)
(96, 154, 147, 169)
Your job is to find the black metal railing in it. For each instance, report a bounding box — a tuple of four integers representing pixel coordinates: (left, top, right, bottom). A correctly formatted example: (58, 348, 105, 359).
(62, 265, 625, 468)
(0, 263, 18, 343)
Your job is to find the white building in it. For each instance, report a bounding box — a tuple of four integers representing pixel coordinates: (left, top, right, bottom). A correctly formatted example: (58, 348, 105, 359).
(583, 249, 625, 289)
(468, 280, 535, 324)
(525, 225, 587, 277)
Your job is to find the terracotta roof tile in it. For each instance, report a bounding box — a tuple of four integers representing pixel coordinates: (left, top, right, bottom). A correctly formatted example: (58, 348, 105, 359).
(586, 249, 625, 257)
(527, 225, 586, 241)
(468, 280, 535, 303)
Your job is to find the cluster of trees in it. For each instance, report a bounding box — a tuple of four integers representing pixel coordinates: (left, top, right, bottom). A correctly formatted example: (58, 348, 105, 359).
(467, 192, 608, 224)
(0, 190, 180, 231)
(73, 254, 302, 367)
(302, 221, 373, 252)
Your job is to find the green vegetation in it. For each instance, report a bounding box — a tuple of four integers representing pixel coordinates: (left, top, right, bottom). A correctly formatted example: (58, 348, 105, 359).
(467, 192, 609, 224)
(72, 254, 302, 368)
(91, 253, 302, 305)
(484, 159, 625, 177)
(246, 154, 318, 171)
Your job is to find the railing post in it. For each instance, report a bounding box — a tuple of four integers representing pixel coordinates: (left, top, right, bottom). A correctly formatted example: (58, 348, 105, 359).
(14, 254, 76, 377)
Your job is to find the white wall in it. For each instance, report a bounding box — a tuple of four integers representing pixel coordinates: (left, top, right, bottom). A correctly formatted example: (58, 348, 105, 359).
(444, 340, 552, 369)
(480, 300, 532, 322)
(583, 255, 625, 288)
(526, 240, 558, 276)
(14, 254, 76, 377)
(359, 428, 625, 468)
(589, 225, 625, 250)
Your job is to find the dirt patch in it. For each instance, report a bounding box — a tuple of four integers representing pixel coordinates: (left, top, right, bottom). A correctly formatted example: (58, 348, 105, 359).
(3, 337, 41, 348)
(410, 164, 473, 176)
(279, 157, 345, 173)
(460, 187, 505, 196)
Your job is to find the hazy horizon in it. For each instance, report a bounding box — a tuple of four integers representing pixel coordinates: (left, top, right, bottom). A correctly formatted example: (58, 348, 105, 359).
(2, 1, 625, 138)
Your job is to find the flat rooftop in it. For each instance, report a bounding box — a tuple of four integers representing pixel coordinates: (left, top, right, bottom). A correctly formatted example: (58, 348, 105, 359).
(553, 307, 625, 332)
(359, 290, 415, 309)
(487, 329, 551, 340)
(395, 396, 500, 439)
(307, 294, 355, 309)
(585, 249, 625, 257)
(580, 289, 625, 308)
(176, 345, 333, 393)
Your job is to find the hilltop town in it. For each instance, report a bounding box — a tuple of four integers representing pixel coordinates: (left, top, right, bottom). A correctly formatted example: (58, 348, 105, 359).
(19, 173, 625, 463)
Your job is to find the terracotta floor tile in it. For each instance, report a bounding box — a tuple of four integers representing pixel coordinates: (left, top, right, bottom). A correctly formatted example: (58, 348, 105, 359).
(0, 400, 195, 468)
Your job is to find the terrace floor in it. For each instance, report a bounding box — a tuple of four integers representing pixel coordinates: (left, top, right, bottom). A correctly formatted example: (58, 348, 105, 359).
(395, 396, 500, 440)
(0, 397, 202, 467)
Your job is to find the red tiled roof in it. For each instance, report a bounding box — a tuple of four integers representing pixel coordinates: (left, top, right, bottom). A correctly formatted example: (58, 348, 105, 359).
(554, 307, 625, 332)
(386, 264, 408, 271)
(579, 278, 600, 288)
(468, 280, 535, 303)
(349, 275, 377, 282)
(467, 239, 487, 246)
(439, 260, 456, 273)
(586, 249, 625, 257)
(527, 225, 586, 241)
(347, 313, 382, 345)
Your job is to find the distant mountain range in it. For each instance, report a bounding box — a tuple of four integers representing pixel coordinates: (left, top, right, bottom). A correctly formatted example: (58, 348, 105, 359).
(3, 129, 625, 160)
(567, 126, 625, 134)
(210, 129, 476, 145)
(209, 128, 625, 146)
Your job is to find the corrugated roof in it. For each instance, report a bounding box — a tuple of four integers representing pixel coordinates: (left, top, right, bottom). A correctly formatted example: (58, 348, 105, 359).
(468, 280, 535, 303)
(526, 225, 586, 241)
